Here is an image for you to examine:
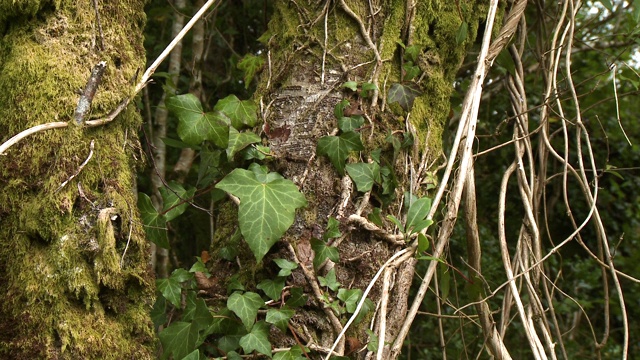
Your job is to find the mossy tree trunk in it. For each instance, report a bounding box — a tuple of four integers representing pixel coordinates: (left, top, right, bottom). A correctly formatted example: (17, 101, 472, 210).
(208, 1, 496, 359)
(0, 1, 154, 358)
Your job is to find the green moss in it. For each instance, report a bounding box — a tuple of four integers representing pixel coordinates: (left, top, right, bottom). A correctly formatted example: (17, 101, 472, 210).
(0, 0, 154, 358)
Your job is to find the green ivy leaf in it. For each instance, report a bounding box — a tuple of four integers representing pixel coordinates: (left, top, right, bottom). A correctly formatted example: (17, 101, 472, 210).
(161, 137, 194, 149)
(337, 288, 374, 323)
(266, 308, 294, 332)
(342, 81, 358, 91)
(227, 291, 264, 331)
(274, 345, 306, 360)
(337, 116, 365, 132)
(317, 131, 364, 176)
(368, 207, 383, 227)
(237, 54, 264, 89)
(182, 350, 200, 360)
(366, 329, 379, 352)
(208, 308, 238, 335)
(361, 82, 377, 98)
(404, 45, 420, 63)
(324, 217, 342, 240)
(216, 168, 306, 261)
(151, 296, 167, 328)
(227, 127, 261, 159)
(160, 181, 196, 222)
(218, 336, 243, 354)
(214, 94, 258, 130)
(274, 258, 298, 277)
(183, 291, 198, 322)
(403, 62, 421, 81)
(239, 321, 272, 358)
(346, 162, 381, 192)
(310, 238, 339, 269)
(167, 93, 230, 147)
(334, 99, 350, 119)
(226, 351, 243, 360)
(285, 287, 308, 308)
(157, 277, 182, 308)
(189, 257, 211, 278)
(138, 193, 168, 248)
(387, 83, 422, 111)
(159, 321, 202, 360)
(318, 268, 341, 291)
(257, 278, 285, 301)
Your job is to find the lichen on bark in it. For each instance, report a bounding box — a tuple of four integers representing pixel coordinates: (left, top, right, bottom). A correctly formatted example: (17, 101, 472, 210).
(0, 0, 154, 358)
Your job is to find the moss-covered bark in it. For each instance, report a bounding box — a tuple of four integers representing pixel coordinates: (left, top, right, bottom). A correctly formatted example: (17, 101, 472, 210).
(0, 0, 154, 358)
(206, 0, 496, 359)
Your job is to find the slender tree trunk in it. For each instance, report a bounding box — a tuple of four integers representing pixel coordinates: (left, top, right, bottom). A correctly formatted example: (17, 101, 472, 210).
(208, 1, 493, 358)
(0, 1, 154, 358)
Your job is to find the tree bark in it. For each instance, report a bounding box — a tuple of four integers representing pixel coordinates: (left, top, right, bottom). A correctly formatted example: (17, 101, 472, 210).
(0, 1, 154, 358)
(208, 1, 493, 358)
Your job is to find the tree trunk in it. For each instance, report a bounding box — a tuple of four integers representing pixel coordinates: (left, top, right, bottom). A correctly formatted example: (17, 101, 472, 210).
(0, 1, 154, 358)
(208, 1, 494, 358)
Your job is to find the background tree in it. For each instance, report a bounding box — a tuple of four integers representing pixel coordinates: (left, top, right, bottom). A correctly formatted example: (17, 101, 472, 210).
(0, 0, 155, 358)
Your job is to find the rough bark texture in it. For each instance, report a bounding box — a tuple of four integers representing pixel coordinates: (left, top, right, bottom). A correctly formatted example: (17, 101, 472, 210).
(207, 0, 493, 359)
(0, 0, 154, 358)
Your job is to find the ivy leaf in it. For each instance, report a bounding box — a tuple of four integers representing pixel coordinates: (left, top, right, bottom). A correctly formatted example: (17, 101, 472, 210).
(337, 288, 374, 323)
(239, 321, 272, 358)
(310, 238, 339, 269)
(226, 351, 243, 360)
(285, 287, 308, 308)
(216, 168, 307, 261)
(161, 137, 194, 149)
(227, 292, 264, 331)
(214, 94, 258, 130)
(227, 127, 261, 159)
(160, 181, 196, 222)
(218, 336, 243, 354)
(323, 217, 342, 240)
(342, 81, 358, 91)
(182, 350, 200, 360)
(317, 131, 364, 176)
(346, 162, 381, 192)
(387, 83, 422, 111)
(366, 329, 378, 352)
(274, 258, 298, 277)
(151, 296, 167, 329)
(237, 54, 264, 89)
(166, 93, 230, 147)
(318, 268, 340, 291)
(208, 308, 238, 335)
(368, 207, 383, 227)
(274, 345, 306, 360)
(157, 277, 182, 308)
(159, 321, 201, 360)
(334, 99, 350, 119)
(266, 308, 294, 332)
(361, 82, 377, 98)
(138, 193, 168, 249)
(404, 45, 420, 63)
(337, 116, 365, 132)
(257, 278, 285, 301)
